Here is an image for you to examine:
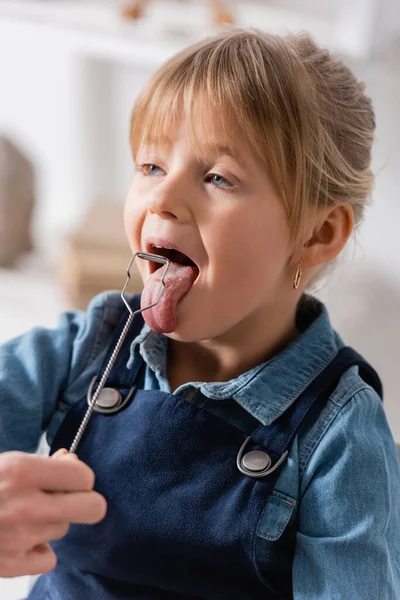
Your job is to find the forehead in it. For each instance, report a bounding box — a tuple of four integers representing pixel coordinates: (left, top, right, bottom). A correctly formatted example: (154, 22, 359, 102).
(133, 94, 252, 161)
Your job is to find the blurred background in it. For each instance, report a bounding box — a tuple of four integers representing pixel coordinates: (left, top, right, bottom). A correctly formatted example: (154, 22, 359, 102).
(0, 0, 399, 597)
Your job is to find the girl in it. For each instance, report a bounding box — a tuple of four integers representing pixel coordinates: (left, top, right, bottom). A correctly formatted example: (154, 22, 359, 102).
(0, 28, 399, 600)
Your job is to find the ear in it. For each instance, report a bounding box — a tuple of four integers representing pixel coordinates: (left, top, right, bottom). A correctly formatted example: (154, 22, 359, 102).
(300, 203, 354, 269)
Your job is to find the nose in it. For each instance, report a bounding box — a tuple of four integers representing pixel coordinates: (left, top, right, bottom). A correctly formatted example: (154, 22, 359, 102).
(148, 174, 191, 222)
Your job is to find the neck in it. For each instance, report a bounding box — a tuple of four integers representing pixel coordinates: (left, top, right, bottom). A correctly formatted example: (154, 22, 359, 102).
(167, 298, 300, 392)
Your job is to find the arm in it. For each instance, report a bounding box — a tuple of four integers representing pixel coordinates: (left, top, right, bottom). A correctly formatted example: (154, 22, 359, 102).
(293, 387, 400, 599)
(0, 292, 121, 576)
(0, 292, 120, 453)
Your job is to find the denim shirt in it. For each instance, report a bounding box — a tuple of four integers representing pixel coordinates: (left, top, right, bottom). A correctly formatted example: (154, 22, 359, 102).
(0, 291, 399, 599)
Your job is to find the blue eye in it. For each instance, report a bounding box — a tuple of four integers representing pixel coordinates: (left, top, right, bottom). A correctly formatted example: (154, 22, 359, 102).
(147, 164, 163, 175)
(138, 163, 163, 176)
(208, 173, 234, 189)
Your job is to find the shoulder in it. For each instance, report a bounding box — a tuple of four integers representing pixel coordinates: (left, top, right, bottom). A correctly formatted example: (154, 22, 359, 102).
(291, 367, 400, 599)
(298, 364, 399, 493)
(45, 291, 142, 445)
(1, 290, 128, 367)
(75, 289, 126, 331)
(65, 290, 141, 379)
(0, 290, 140, 452)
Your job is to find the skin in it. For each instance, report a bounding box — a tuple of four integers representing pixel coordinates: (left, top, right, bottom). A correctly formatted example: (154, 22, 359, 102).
(124, 115, 353, 390)
(0, 450, 107, 577)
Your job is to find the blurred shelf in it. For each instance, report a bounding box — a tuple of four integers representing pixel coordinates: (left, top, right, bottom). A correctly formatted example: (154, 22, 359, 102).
(0, 0, 378, 66)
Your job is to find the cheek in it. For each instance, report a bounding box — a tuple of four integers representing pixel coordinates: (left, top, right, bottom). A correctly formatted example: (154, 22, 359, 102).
(123, 206, 147, 282)
(209, 207, 291, 280)
(123, 184, 151, 283)
(124, 188, 144, 251)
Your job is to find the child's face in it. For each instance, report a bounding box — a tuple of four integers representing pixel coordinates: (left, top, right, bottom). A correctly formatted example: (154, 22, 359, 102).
(124, 114, 295, 343)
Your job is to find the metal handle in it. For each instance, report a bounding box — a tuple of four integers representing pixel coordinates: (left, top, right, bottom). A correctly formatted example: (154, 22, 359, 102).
(69, 252, 170, 454)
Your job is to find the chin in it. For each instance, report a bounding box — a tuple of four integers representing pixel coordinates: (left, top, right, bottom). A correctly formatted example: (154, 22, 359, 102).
(163, 328, 201, 344)
(162, 316, 206, 343)
(163, 315, 230, 344)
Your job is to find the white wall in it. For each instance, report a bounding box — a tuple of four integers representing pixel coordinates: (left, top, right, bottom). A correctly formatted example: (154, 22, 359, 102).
(0, 23, 157, 245)
(0, 31, 85, 237)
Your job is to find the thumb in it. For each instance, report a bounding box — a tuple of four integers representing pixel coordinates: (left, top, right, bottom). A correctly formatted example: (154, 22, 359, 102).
(51, 448, 79, 460)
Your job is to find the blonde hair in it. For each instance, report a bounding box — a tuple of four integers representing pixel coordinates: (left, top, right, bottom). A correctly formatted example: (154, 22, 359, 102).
(130, 29, 375, 288)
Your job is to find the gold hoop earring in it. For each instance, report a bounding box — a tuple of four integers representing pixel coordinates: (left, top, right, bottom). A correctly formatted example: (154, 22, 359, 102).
(293, 268, 302, 290)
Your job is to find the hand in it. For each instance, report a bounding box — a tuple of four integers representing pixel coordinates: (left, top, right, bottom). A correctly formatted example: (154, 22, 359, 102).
(0, 449, 107, 577)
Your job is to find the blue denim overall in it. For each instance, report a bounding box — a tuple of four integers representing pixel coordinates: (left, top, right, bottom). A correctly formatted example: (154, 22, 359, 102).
(28, 296, 382, 600)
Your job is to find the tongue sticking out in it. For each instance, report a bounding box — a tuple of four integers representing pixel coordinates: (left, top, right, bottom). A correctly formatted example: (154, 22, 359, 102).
(141, 262, 198, 333)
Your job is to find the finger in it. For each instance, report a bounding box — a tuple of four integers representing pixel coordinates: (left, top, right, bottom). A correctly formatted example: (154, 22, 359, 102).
(0, 452, 95, 492)
(52, 449, 78, 461)
(34, 521, 70, 544)
(1, 489, 106, 527)
(1, 522, 70, 553)
(24, 489, 108, 525)
(42, 490, 108, 525)
(25, 542, 58, 575)
(0, 543, 57, 577)
(51, 449, 69, 458)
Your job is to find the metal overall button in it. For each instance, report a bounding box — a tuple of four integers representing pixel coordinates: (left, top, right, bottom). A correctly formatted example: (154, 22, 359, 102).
(242, 450, 271, 472)
(87, 376, 136, 415)
(237, 436, 289, 479)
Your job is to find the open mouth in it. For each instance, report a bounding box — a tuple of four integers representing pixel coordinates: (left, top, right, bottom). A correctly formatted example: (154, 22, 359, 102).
(147, 244, 199, 275)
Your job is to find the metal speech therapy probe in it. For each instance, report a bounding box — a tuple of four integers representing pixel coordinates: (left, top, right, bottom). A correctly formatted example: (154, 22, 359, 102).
(68, 252, 170, 454)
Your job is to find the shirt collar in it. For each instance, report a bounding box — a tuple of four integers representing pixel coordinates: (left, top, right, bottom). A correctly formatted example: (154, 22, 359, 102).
(128, 294, 342, 426)
(127, 320, 167, 377)
(201, 294, 342, 425)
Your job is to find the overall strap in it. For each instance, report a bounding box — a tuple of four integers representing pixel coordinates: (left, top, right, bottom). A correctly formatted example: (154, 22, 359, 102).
(250, 346, 383, 484)
(327, 346, 383, 399)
